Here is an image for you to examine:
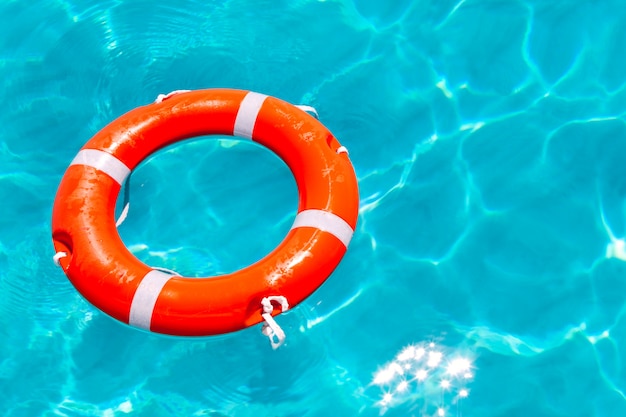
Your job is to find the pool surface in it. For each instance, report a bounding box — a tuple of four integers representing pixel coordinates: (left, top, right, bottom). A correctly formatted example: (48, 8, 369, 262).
(1, 0, 626, 416)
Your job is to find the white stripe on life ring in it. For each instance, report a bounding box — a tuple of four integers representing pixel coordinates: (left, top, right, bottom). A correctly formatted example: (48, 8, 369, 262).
(233, 92, 268, 139)
(291, 209, 354, 248)
(128, 270, 175, 330)
(70, 149, 131, 185)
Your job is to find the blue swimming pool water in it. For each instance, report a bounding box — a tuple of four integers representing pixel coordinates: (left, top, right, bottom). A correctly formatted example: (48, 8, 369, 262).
(1, 0, 626, 416)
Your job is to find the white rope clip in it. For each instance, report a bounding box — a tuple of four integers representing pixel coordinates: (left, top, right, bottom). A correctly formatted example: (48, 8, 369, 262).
(115, 171, 132, 227)
(295, 105, 319, 119)
(53, 251, 67, 267)
(115, 202, 130, 227)
(154, 90, 192, 103)
(336, 146, 349, 155)
(261, 296, 289, 349)
(152, 266, 181, 276)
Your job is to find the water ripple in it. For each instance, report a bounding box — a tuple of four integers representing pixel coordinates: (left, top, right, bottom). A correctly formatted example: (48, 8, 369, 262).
(2, 0, 626, 415)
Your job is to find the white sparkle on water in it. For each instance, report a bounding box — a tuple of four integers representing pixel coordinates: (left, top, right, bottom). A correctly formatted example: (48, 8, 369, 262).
(371, 342, 476, 415)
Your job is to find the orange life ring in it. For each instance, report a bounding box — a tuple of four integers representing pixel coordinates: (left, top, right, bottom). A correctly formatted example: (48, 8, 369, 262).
(51, 89, 358, 338)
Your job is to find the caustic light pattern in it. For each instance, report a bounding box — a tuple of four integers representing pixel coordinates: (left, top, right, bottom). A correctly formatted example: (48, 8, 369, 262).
(371, 343, 474, 416)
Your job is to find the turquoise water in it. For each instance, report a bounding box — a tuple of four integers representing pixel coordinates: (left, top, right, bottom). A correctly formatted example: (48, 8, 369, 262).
(2, 0, 626, 415)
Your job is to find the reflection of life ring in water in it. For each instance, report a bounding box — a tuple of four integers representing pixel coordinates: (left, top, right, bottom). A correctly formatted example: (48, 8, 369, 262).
(51, 89, 359, 346)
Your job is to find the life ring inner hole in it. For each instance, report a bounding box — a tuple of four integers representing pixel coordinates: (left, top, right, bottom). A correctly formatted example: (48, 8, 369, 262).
(115, 136, 298, 277)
